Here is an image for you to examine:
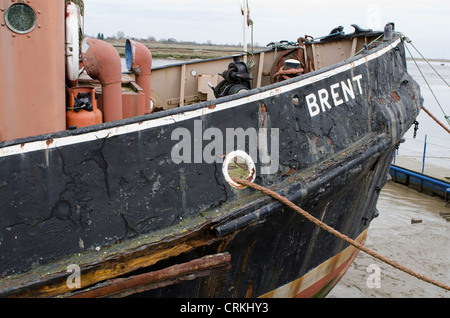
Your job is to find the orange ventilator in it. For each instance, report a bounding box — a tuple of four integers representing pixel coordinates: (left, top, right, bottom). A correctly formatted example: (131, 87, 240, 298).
(66, 87, 102, 129)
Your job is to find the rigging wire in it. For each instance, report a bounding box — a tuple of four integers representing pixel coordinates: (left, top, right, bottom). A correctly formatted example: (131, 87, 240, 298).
(401, 37, 450, 128)
(403, 137, 450, 150)
(408, 41, 450, 88)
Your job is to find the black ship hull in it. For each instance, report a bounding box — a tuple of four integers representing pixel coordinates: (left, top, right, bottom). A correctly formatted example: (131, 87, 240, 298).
(0, 38, 422, 297)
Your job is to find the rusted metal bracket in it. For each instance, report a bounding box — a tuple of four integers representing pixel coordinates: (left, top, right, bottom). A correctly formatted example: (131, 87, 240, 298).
(66, 253, 231, 298)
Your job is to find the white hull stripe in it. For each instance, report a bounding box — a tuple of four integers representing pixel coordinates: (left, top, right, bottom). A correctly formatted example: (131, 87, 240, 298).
(0, 38, 401, 158)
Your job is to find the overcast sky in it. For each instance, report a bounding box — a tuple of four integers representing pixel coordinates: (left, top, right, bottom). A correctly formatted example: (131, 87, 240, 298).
(84, 0, 450, 60)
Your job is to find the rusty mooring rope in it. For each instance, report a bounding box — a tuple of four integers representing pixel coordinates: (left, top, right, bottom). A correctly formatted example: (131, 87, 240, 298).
(231, 177, 450, 292)
(422, 106, 450, 134)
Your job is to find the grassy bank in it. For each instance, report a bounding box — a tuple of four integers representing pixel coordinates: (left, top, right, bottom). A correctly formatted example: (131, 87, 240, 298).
(106, 39, 253, 60)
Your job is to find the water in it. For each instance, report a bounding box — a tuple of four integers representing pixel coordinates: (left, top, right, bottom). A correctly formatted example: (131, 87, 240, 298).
(328, 60, 450, 298)
(396, 60, 450, 175)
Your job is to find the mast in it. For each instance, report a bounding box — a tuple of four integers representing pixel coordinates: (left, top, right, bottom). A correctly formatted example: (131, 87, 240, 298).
(241, 0, 249, 63)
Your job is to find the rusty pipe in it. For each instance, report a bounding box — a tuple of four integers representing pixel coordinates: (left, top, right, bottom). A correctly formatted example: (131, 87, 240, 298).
(81, 37, 123, 122)
(125, 39, 152, 114)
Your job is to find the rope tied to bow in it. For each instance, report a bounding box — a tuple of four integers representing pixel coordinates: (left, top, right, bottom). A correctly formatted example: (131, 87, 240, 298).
(231, 177, 450, 292)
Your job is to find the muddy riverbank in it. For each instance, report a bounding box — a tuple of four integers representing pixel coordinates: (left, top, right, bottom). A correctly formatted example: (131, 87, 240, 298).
(327, 181, 449, 298)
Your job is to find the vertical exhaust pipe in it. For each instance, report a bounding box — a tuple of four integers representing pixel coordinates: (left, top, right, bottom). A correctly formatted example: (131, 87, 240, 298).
(81, 37, 123, 122)
(126, 39, 153, 114)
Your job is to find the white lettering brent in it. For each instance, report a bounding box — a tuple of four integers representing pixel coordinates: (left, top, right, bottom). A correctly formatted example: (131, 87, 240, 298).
(306, 74, 364, 118)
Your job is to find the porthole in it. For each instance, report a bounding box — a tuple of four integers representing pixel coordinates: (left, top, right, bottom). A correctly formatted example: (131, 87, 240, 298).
(5, 3, 37, 34)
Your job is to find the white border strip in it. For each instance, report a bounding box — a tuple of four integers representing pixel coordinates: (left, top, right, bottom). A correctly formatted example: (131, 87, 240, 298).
(0, 39, 401, 159)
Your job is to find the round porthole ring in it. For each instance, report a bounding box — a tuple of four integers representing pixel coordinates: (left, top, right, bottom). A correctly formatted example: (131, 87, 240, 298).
(4, 3, 37, 35)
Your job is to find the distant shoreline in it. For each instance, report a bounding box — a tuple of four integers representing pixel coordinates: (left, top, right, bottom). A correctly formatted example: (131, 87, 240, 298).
(104, 38, 450, 62)
(406, 57, 450, 63)
(107, 39, 255, 60)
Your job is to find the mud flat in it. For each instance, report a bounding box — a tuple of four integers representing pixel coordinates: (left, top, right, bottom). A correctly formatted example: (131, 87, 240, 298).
(327, 181, 449, 298)
(394, 155, 450, 182)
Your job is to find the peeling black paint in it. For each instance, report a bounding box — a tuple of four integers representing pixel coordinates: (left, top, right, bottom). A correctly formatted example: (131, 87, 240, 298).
(0, 39, 422, 297)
